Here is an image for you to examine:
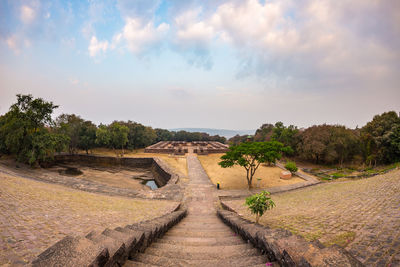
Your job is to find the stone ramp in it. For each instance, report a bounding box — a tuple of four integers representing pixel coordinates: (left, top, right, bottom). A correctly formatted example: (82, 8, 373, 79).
(124, 155, 277, 266)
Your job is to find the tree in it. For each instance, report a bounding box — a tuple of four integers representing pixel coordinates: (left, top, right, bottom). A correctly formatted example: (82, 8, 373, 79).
(96, 124, 111, 147)
(0, 94, 67, 165)
(55, 114, 84, 154)
(108, 122, 128, 156)
(219, 141, 291, 189)
(78, 120, 97, 154)
(361, 111, 400, 164)
(245, 191, 275, 223)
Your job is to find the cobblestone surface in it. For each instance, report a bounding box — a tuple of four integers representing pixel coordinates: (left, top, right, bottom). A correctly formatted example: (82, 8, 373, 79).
(225, 169, 400, 266)
(0, 171, 179, 266)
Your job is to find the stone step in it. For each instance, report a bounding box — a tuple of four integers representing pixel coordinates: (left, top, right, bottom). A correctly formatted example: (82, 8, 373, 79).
(172, 223, 228, 230)
(85, 230, 126, 266)
(32, 236, 108, 267)
(150, 242, 254, 252)
(124, 260, 159, 267)
(131, 253, 269, 267)
(144, 246, 261, 260)
(156, 235, 245, 246)
(124, 259, 276, 267)
(164, 229, 234, 238)
(170, 225, 232, 232)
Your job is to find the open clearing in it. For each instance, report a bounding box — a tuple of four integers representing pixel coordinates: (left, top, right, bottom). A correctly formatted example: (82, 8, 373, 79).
(198, 153, 304, 189)
(224, 169, 400, 266)
(0, 171, 178, 265)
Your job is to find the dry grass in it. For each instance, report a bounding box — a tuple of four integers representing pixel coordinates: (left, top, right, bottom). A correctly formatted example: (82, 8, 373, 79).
(197, 153, 304, 189)
(87, 148, 188, 176)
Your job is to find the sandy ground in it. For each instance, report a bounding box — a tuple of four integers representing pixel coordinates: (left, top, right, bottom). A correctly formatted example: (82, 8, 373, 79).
(89, 148, 188, 176)
(197, 153, 304, 189)
(0, 171, 179, 265)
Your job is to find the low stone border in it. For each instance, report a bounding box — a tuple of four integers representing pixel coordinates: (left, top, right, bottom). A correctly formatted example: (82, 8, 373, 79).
(217, 209, 364, 267)
(32, 206, 187, 267)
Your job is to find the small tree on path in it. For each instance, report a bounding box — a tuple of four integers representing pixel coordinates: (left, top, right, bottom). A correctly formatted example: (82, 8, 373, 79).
(245, 191, 275, 223)
(219, 141, 291, 189)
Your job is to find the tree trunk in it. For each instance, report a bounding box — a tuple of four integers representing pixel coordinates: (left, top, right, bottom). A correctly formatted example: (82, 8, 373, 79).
(256, 213, 259, 224)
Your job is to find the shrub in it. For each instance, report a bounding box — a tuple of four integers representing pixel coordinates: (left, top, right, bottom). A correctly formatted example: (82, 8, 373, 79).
(285, 161, 298, 173)
(245, 191, 275, 223)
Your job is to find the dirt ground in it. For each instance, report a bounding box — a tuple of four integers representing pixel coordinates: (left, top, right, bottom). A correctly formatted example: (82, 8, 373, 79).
(0, 171, 179, 266)
(197, 153, 304, 190)
(89, 148, 188, 176)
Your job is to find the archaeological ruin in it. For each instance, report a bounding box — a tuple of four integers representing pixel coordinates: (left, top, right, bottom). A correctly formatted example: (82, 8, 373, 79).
(144, 141, 229, 155)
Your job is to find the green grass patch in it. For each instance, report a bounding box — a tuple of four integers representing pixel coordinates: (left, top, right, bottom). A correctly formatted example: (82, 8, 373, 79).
(323, 231, 356, 247)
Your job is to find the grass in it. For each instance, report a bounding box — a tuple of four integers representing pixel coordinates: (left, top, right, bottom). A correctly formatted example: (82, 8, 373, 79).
(197, 153, 304, 189)
(305, 161, 400, 180)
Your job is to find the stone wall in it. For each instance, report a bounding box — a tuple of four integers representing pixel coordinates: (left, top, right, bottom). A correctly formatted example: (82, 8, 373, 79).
(217, 209, 364, 267)
(32, 206, 187, 267)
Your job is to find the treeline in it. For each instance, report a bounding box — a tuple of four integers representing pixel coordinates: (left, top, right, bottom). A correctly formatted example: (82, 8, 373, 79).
(0, 94, 226, 165)
(229, 112, 400, 166)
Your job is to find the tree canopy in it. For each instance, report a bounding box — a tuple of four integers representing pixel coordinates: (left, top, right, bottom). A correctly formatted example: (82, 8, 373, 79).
(0, 94, 67, 165)
(219, 141, 291, 189)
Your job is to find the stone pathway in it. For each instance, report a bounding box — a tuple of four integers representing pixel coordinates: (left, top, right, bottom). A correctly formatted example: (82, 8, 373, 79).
(125, 154, 275, 266)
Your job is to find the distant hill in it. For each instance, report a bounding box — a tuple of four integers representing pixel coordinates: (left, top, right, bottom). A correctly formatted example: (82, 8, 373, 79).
(169, 128, 255, 139)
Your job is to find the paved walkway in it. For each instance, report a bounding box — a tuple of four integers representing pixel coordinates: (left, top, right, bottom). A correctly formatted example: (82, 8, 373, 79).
(126, 154, 275, 266)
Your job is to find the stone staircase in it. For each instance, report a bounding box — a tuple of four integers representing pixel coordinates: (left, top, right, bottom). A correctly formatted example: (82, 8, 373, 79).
(125, 214, 274, 266)
(124, 154, 277, 267)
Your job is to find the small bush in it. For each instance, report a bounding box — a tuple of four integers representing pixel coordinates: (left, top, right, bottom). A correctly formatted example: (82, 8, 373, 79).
(245, 191, 275, 223)
(285, 161, 298, 173)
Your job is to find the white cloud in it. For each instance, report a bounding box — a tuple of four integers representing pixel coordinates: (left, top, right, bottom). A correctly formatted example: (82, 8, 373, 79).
(175, 9, 214, 49)
(20, 5, 36, 24)
(120, 18, 169, 54)
(6, 35, 20, 54)
(88, 36, 109, 57)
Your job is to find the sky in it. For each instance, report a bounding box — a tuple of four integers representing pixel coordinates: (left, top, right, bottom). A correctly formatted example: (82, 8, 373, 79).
(0, 0, 399, 130)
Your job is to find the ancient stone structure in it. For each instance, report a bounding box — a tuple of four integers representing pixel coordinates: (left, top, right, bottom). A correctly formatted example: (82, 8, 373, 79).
(144, 141, 229, 155)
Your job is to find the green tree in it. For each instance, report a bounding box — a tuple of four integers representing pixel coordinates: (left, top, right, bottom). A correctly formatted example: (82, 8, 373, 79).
(78, 120, 97, 154)
(55, 114, 84, 154)
(0, 94, 67, 165)
(96, 124, 111, 147)
(245, 191, 275, 223)
(361, 111, 400, 164)
(219, 141, 291, 189)
(108, 122, 128, 156)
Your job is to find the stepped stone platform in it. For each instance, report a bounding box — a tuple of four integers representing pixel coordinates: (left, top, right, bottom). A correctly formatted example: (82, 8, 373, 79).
(144, 141, 228, 155)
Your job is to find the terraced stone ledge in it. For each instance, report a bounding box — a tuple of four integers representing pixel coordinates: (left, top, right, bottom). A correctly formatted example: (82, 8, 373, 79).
(31, 208, 187, 267)
(217, 209, 364, 267)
